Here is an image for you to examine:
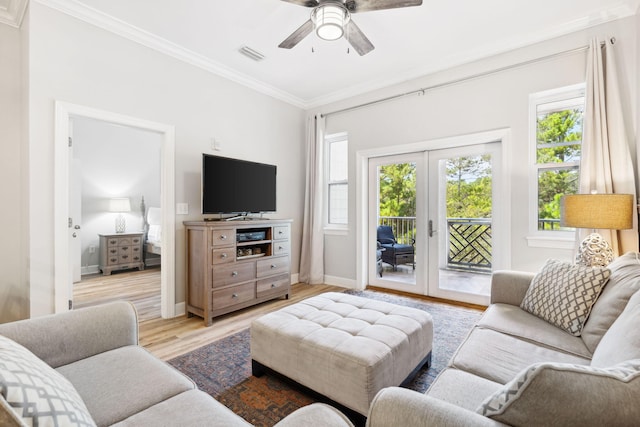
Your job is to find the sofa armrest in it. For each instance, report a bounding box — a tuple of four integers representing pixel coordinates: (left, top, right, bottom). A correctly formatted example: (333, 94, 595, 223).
(366, 387, 503, 427)
(0, 301, 138, 368)
(274, 403, 354, 427)
(490, 270, 535, 306)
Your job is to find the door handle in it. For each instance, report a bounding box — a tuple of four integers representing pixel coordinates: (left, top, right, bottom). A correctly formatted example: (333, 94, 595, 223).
(428, 220, 436, 237)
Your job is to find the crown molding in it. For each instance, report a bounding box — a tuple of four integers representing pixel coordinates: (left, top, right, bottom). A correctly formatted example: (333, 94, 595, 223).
(35, 0, 308, 108)
(0, 0, 28, 27)
(304, 2, 639, 109)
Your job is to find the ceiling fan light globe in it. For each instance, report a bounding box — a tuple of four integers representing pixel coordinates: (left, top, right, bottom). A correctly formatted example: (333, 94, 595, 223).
(317, 23, 344, 40)
(311, 4, 349, 41)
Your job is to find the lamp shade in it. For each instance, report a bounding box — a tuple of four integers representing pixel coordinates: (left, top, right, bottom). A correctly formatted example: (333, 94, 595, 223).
(560, 194, 633, 230)
(109, 198, 131, 213)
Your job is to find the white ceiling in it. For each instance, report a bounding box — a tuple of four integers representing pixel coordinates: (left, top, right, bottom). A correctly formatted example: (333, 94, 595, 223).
(19, 0, 640, 107)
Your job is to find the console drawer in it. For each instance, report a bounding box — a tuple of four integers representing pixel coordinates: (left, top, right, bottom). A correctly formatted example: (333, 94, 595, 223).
(212, 282, 255, 310)
(211, 247, 235, 265)
(273, 225, 290, 241)
(257, 256, 290, 278)
(211, 228, 235, 247)
(273, 241, 290, 256)
(212, 262, 255, 288)
(256, 274, 289, 299)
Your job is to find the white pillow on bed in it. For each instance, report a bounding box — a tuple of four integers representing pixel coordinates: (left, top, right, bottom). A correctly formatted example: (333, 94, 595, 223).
(147, 225, 162, 243)
(147, 207, 161, 225)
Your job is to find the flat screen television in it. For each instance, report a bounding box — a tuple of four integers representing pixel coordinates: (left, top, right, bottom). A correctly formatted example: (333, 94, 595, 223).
(202, 154, 277, 215)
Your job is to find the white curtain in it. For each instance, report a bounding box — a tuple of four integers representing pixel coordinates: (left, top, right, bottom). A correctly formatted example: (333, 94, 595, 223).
(299, 114, 325, 284)
(579, 37, 638, 254)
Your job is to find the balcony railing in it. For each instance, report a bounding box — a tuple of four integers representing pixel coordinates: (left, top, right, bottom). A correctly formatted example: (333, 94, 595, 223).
(378, 216, 492, 273)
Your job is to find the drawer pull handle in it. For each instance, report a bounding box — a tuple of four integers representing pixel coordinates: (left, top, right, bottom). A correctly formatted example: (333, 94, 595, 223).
(278, 246, 284, 250)
(232, 271, 238, 277)
(271, 283, 277, 288)
(122, 255, 129, 259)
(271, 264, 277, 269)
(110, 249, 117, 254)
(220, 235, 227, 240)
(122, 246, 129, 250)
(221, 253, 228, 259)
(110, 258, 117, 262)
(232, 293, 238, 299)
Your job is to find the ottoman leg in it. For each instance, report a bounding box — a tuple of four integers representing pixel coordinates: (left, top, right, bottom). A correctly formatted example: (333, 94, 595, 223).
(252, 359, 267, 377)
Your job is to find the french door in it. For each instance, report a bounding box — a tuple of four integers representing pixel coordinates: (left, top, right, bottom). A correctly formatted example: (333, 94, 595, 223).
(368, 142, 502, 306)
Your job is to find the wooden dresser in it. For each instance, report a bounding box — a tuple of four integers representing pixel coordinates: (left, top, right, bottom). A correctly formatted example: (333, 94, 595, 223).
(184, 219, 292, 326)
(98, 232, 145, 275)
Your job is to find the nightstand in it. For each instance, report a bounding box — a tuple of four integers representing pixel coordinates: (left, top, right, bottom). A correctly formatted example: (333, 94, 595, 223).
(98, 232, 145, 275)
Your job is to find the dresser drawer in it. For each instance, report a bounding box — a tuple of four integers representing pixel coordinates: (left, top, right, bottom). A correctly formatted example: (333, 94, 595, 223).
(212, 282, 255, 310)
(107, 237, 120, 247)
(273, 225, 290, 241)
(257, 256, 290, 278)
(211, 229, 235, 247)
(211, 262, 255, 288)
(131, 236, 142, 245)
(256, 274, 289, 299)
(211, 247, 235, 265)
(273, 241, 289, 256)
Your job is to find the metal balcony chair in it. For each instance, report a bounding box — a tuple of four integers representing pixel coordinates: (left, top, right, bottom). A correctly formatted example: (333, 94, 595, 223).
(376, 225, 415, 271)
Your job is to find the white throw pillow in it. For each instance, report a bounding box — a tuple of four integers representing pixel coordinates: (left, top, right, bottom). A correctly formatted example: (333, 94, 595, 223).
(520, 259, 610, 336)
(0, 335, 96, 427)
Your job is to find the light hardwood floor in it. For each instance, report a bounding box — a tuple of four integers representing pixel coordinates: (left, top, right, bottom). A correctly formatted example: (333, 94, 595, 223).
(74, 269, 344, 361)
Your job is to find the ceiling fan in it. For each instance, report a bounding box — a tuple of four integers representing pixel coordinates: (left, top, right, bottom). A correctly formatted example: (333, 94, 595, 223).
(278, 0, 423, 56)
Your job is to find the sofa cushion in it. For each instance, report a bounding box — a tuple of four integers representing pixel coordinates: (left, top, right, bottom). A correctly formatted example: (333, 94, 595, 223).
(450, 328, 590, 384)
(520, 259, 610, 336)
(0, 335, 96, 427)
(477, 303, 592, 359)
(591, 289, 640, 367)
(477, 359, 640, 426)
(111, 390, 252, 427)
(56, 345, 194, 427)
(426, 368, 502, 411)
(582, 252, 640, 353)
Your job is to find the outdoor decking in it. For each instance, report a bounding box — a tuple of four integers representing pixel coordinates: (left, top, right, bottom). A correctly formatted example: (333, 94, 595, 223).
(380, 263, 491, 296)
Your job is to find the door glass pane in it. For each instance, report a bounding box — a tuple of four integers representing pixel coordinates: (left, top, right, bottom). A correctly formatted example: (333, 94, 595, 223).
(377, 162, 416, 285)
(438, 154, 492, 296)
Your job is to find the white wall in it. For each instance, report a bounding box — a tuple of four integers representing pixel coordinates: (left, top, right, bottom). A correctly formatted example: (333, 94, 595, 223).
(73, 117, 162, 271)
(313, 16, 638, 282)
(0, 23, 29, 322)
(27, 3, 306, 316)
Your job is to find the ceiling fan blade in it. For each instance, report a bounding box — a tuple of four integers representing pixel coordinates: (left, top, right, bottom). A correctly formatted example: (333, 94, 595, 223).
(346, 0, 422, 13)
(345, 20, 374, 56)
(280, 0, 319, 7)
(278, 19, 314, 49)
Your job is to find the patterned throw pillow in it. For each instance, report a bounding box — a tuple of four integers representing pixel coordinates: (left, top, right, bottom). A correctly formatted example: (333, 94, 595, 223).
(477, 360, 640, 425)
(520, 259, 610, 336)
(0, 335, 96, 427)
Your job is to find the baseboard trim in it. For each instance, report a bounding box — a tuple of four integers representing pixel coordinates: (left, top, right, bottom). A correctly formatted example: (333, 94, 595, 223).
(81, 265, 100, 276)
(323, 275, 357, 289)
(173, 301, 185, 317)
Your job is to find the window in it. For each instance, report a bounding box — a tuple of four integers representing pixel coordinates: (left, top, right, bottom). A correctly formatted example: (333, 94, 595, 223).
(530, 84, 585, 235)
(326, 133, 348, 226)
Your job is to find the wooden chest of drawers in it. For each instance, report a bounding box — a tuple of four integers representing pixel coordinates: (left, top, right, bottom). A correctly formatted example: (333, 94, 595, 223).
(184, 219, 292, 326)
(98, 232, 145, 276)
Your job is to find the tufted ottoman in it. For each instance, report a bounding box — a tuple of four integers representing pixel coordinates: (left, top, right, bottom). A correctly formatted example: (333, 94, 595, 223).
(250, 292, 433, 417)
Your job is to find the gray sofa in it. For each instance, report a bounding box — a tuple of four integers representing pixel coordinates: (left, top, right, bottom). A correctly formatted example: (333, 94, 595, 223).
(366, 252, 640, 426)
(0, 301, 353, 427)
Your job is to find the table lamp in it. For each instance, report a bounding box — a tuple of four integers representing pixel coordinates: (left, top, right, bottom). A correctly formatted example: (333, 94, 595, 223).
(560, 193, 633, 267)
(109, 197, 131, 233)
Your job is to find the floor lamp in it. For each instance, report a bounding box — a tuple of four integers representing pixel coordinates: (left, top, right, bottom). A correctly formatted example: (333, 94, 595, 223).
(560, 194, 634, 267)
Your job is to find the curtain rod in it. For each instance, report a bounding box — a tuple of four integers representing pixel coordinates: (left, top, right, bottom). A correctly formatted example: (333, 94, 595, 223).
(320, 40, 611, 119)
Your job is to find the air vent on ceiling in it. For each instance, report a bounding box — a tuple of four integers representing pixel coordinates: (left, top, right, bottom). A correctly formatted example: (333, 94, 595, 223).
(238, 46, 265, 62)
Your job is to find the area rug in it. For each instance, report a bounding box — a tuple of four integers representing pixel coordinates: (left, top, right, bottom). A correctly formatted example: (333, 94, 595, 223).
(168, 290, 483, 426)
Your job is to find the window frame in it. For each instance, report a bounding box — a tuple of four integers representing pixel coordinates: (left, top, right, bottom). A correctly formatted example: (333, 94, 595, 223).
(527, 83, 585, 248)
(325, 132, 349, 232)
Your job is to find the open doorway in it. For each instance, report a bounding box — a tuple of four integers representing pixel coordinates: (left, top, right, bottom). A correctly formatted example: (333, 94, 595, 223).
(70, 117, 163, 318)
(54, 102, 176, 318)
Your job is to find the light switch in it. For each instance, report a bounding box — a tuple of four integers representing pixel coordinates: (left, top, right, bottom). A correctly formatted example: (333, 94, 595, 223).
(176, 203, 189, 215)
